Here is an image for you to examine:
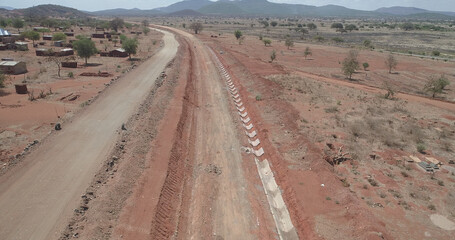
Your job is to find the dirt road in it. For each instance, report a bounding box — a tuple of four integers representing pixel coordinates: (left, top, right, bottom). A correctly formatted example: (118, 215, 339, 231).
(182, 33, 259, 239)
(0, 29, 178, 240)
(108, 27, 281, 239)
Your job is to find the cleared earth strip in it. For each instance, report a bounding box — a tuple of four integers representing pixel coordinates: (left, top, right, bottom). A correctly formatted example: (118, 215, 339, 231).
(209, 47, 299, 239)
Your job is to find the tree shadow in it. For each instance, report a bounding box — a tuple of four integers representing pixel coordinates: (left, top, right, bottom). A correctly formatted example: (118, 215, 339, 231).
(0, 89, 11, 97)
(83, 63, 103, 67)
(128, 58, 141, 62)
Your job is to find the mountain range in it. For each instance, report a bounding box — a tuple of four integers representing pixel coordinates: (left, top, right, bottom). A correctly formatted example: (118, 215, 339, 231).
(2, 0, 455, 19)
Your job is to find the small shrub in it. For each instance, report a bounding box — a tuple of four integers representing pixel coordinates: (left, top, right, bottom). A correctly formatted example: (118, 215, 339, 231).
(335, 201, 340, 204)
(40, 67, 47, 73)
(432, 50, 440, 56)
(39, 90, 46, 99)
(438, 180, 444, 186)
(325, 106, 338, 113)
(255, 95, 262, 101)
(332, 37, 344, 43)
(416, 143, 426, 153)
(326, 196, 331, 200)
(401, 171, 409, 178)
(363, 184, 368, 189)
(341, 178, 350, 187)
(387, 189, 402, 199)
(0, 71, 5, 88)
(379, 193, 387, 198)
(270, 50, 276, 62)
(68, 72, 74, 78)
(362, 62, 369, 71)
(368, 178, 378, 187)
(152, 40, 157, 45)
(428, 204, 436, 211)
(399, 200, 411, 210)
(28, 90, 35, 101)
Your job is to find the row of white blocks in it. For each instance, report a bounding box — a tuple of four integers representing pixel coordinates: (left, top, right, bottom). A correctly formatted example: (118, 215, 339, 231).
(210, 50, 265, 158)
(209, 48, 298, 239)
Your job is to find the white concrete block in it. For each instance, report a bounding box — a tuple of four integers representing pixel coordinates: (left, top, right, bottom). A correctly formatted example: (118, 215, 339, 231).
(243, 123, 253, 130)
(237, 106, 245, 112)
(234, 98, 242, 103)
(241, 116, 251, 124)
(235, 101, 243, 107)
(246, 130, 257, 138)
(232, 94, 240, 99)
(254, 147, 265, 157)
(248, 138, 260, 147)
(239, 111, 248, 118)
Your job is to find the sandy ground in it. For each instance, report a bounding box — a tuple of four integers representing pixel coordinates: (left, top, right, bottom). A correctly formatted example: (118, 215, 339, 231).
(199, 30, 455, 239)
(0, 28, 177, 240)
(0, 28, 163, 166)
(1, 21, 454, 240)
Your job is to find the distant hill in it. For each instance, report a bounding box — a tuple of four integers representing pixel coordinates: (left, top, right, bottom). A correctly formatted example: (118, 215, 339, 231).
(9, 4, 89, 18)
(375, 6, 455, 17)
(0, 6, 14, 10)
(198, 2, 245, 15)
(92, 8, 163, 16)
(162, 0, 385, 17)
(375, 6, 428, 15)
(157, 0, 212, 13)
(153, 0, 386, 17)
(166, 9, 203, 17)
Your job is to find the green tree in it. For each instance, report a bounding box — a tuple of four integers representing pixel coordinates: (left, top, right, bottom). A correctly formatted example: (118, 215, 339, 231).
(0, 18, 8, 28)
(342, 50, 359, 80)
(345, 24, 359, 32)
(363, 62, 369, 71)
(143, 27, 150, 35)
(363, 39, 372, 48)
(271, 21, 278, 27)
(110, 18, 124, 32)
(285, 37, 294, 49)
(189, 22, 203, 34)
(73, 38, 98, 65)
(307, 23, 317, 30)
(22, 31, 40, 44)
(331, 22, 343, 30)
(234, 30, 243, 40)
(12, 18, 24, 32)
(304, 47, 312, 59)
(52, 33, 67, 42)
(401, 22, 415, 31)
(263, 39, 272, 46)
(424, 75, 450, 98)
(270, 50, 276, 62)
(122, 38, 139, 60)
(385, 54, 398, 73)
(0, 71, 5, 88)
(142, 19, 149, 27)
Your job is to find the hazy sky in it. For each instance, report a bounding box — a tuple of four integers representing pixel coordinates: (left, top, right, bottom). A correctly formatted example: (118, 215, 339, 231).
(2, 0, 455, 12)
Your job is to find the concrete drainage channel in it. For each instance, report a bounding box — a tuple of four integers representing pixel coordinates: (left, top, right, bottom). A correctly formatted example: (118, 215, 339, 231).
(209, 48, 299, 239)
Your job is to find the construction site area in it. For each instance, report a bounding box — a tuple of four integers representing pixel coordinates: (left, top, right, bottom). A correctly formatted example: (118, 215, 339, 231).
(1, 3, 455, 240)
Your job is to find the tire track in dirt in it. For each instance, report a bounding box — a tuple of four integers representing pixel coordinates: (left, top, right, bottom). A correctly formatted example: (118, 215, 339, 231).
(149, 37, 197, 239)
(143, 26, 278, 240)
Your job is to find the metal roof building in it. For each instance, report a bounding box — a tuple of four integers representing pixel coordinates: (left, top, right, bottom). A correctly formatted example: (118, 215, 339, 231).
(0, 28, 11, 36)
(0, 61, 27, 75)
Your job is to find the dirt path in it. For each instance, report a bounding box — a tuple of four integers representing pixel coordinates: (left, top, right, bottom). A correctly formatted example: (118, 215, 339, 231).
(107, 26, 278, 239)
(0, 29, 178, 240)
(183, 35, 259, 239)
